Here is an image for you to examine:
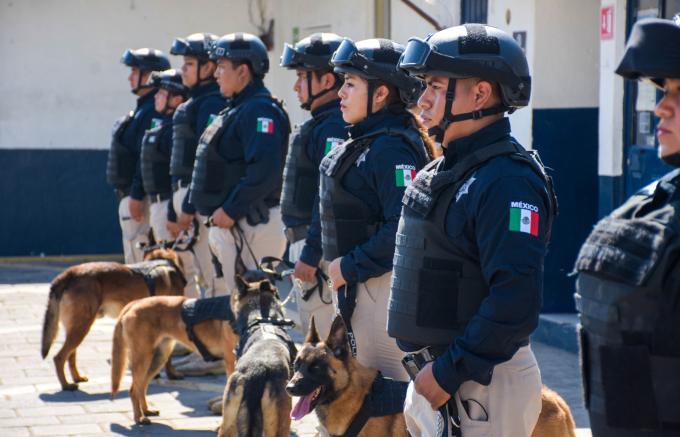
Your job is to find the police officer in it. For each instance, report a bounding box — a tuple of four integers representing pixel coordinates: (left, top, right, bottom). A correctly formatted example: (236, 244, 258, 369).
(574, 17, 680, 437)
(107, 48, 170, 264)
(391, 24, 557, 436)
(279, 33, 348, 338)
(190, 32, 290, 297)
(321, 38, 432, 381)
(140, 69, 191, 278)
(169, 33, 228, 299)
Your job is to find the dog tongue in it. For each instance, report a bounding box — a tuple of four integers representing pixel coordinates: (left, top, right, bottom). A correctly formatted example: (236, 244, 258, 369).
(290, 393, 314, 420)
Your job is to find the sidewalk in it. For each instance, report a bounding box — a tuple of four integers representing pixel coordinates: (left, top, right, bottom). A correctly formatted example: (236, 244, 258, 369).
(0, 261, 591, 436)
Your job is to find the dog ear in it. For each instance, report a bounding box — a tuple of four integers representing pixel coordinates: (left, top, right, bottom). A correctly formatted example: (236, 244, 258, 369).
(305, 316, 321, 344)
(259, 280, 272, 292)
(326, 315, 349, 359)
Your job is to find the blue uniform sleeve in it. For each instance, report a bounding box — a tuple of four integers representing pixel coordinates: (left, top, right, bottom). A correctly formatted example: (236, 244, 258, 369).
(432, 175, 549, 395)
(221, 103, 286, 220)
(339, 140, 422, 284)
(129, 110, 157, 200)
(300, 121, 349, 267)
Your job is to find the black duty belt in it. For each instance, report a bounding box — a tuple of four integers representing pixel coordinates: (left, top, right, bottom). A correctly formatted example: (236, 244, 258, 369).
(149, 192, 172, 204)
(284, 224, 309, 244)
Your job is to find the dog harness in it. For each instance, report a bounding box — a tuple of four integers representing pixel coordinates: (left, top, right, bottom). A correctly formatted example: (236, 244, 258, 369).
(128, 259, 180, 296)
(180, 295, 236, 361)
(330, 372, 409, 437)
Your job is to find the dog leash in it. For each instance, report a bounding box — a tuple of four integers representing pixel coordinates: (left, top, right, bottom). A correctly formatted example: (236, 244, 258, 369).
(336, 284, 359, 357)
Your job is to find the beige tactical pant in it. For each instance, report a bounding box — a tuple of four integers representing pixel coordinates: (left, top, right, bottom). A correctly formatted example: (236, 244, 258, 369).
(288, 239, 335, 340)
(332, 272, 409, 381)
(208, 206, 286, 295)
(118, 196, 150, 264)
(149, 197, 200, 298)
(172, 187, 224, 298)
(404, 345, 542, 437)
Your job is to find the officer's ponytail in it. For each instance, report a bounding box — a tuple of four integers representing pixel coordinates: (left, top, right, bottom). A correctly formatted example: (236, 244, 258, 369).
(374, 81, 438, 161)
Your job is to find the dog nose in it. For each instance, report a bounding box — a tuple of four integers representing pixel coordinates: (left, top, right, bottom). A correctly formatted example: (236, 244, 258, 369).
(286, 380, 300, 396)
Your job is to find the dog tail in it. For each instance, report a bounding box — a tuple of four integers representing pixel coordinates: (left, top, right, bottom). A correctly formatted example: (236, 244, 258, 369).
(243, 372, 267, 437)
(111, 317, 128, 398)
(41, 271, 71, 358)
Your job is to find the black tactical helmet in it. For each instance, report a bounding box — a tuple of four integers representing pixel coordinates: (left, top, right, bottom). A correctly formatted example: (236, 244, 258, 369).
(281, 32, 344, 109)
(399, 24, 529, 140)
(210, 33, 270, 78)
(331, 38, 424, 113)
(120, 48, 171, 72)
(151, 69, 188, 97)
(616, 18, 680, 88)
(170, 33, 219, 61)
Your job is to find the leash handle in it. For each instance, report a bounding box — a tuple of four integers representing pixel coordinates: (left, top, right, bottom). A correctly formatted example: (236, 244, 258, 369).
(337, 284, 358, 357)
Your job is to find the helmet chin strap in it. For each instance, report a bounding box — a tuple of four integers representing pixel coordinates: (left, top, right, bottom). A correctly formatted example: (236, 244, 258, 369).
(366, 80, 376, 117)
(428, 77, 510, 143)
(300, 72, 333, 110)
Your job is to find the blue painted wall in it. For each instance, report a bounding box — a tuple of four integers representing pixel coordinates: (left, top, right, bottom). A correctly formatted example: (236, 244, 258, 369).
(1, 149, 122, 256)
(532, 107, 599, 313)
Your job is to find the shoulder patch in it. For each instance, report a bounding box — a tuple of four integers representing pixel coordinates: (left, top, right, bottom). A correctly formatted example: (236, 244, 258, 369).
(324, 137, 344, 155)
(395, 164, 417, 187)
(509, 201, 539, 236)
(456, 175, 476, 202)
(256, 117, 274, 134)
(150, 118, 163, 129)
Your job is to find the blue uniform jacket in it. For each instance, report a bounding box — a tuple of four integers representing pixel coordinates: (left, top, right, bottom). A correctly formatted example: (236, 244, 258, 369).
(429, 118, 551, 396)
(121, 90, 162, 199)
(284, 99, 348, 268)
(214, 79, 289, 221)
(319, 110, 429, 283)
(176, 81, 228, 215)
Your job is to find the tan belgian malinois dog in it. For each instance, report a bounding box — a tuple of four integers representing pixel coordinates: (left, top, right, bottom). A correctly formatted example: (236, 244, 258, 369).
(110, 293, 239, 424)
(41, 248, 186, 391)
(288, 316, 577, 437)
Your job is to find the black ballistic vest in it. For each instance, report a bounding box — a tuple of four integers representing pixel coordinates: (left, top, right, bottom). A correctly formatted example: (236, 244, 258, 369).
(190, 94, 288, 215)
(575, 169, 680, 434)
(280, 108, 336, 223)
(319, 127, 427, 262)
(388, 140, 556, 347)
(170, 90, 222, 180)
(106, 112, 135, 188)
(140, 123, 172, 195)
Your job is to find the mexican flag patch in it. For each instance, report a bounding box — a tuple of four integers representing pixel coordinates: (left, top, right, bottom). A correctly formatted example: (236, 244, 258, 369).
(509, 201, 539, 236)
(256, 117, 274, 134)
(207, 114, 217, 126)
(395, 164, 417, 187)
(324, 137, 343, 155)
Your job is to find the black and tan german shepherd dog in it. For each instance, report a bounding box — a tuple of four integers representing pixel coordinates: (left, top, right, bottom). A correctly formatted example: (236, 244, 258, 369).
(287, 316, 409, 437)
(217, 274, 298, 437)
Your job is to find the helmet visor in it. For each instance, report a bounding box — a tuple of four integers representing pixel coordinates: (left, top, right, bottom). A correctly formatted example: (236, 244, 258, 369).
(400, 38, 431, 72)
(280, 43, 301, 68)
(170, 38, 190, 56)
(120, 49, 137, 67)
(331, 39, 359, 67)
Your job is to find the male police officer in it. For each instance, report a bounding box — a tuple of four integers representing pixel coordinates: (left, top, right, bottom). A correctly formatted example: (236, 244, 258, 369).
(169, 33, 228, 299)
(189, 32, 290, 303)
(280, 33, 348, 338)
(390, 25, 557, 436)
(140, 69, 190, 268)
(107, 48, 170, 264)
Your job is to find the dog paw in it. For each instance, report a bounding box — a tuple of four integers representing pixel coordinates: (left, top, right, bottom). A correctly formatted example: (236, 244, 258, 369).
(61, 383, 79, 391)
(144, 409, 160, 416)
(74, 376, 88, 383)
(210, 402, 223, 415)
(166, 371, 184, 380)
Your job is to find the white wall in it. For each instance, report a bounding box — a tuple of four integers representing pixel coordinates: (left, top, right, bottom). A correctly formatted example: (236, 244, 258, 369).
(487, 0, 535, 148)
(598, 0, 627, 177)
(390, 0, 459, 45)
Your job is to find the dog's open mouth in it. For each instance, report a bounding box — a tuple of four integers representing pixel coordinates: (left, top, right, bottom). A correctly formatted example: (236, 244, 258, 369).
(290, 386, 323, 420)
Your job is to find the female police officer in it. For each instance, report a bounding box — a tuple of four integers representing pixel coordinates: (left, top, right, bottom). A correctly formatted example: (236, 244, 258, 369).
(575, 17, 680, 437)
(321, 38, 433, 380)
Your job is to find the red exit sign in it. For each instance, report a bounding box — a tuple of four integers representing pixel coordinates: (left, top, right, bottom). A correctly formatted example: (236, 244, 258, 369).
(601, 6, 614, 40)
